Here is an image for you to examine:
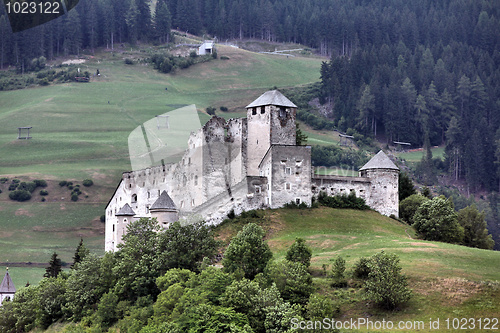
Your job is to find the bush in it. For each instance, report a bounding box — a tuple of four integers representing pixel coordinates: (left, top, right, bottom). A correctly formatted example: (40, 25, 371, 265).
(40, 189, 49, 196)
(100, 215, 106, 223)
(364, 251, 412, 310)
(0, 189, 2, 194)
(0, 177, 8, 183)
(219, 106, 228, 112)
(34, 179, 47, 187)
(220, 55, 230, 60)
(318, 191, 369, 210)
(399, 194, 428, 225)
(124, 58, 135, 65)
(9, 190, 32, 202)
(189, 50, 198, 58)
(206, 107, 216, 115)
(59, 181, 67, 187)
(68, 185, 74, 190)
(82, 179, 93, 187)
(12, 179, 20, 183)
(353, 257, 371, 279)
(18, 182, 37, 193)
(71, 194, 79, 202)
(8, 183, 18, 191)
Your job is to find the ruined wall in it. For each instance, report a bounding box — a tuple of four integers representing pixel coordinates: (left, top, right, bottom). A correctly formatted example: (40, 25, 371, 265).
(247, 105, 271, 176)
(312, 175, 371, 200)
(270, 105, 296, 145)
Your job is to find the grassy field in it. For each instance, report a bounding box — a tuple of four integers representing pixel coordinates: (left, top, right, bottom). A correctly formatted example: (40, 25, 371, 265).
(215, 207, 500, 332)
(396, 146, 446, 162)
(0, 44, 323, 284)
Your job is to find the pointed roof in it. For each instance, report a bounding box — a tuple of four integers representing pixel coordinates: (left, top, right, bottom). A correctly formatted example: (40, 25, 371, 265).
(0, 270, 16, 294)
(246, 90, 297, 108)
(116, 203, 136, 216)
(150, 191, 177, 211)
(360, 150, 399, 171)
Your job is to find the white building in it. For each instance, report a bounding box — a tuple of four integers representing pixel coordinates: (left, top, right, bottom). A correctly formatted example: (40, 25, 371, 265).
(0, 269, 15, 306)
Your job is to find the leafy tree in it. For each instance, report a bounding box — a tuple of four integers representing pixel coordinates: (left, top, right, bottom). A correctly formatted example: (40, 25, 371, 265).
(158, 221, 220, 273)
(35, 276, 67, 329)
(364, 251, 412, 310)
(413, 196, 463, 244)
(457, 205, 494, 250)
(95, 292, 120, 328)
(285, 237, 312, 267)
(223, 223, 273, 279)
(265, 259, 313, 306)
(44, 252, 62, 278)
(399, 194, 428, 225)
(306, 294, 338, 328)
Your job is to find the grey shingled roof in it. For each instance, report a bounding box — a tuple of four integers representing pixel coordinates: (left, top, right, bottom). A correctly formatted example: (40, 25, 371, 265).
(150, 191, 177, 211)
(116, 203, 136, 216)
(246, 90, 297, 108)
(359, 150, 399, 171)
(0, 270, 15, 294)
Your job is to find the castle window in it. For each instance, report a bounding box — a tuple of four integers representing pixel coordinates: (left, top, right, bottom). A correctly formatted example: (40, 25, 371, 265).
(123, 218, 128, 223)
(260, 106, 265, 114)
(286, 183, 291, 190)
(285, 167, 292, 175)
(295, 198, 301, 205)
(129, 184, 132, 188)
(255, 186, 261, 194)
(132, 194, 137, 203)
(181, 201, 184, 208)
(281, 159, 287, 164)
(158, 190, 160, 196)
(191, 199, 195, 206)
(146, 205, 150, 214)
(252, 108, 257, 115)
(188, 157, 191, 164)
(113, 224, 115, 232)
(147, 192, 150, 199)
(195, 175, 198, 186)
(279, 107, 286, 118)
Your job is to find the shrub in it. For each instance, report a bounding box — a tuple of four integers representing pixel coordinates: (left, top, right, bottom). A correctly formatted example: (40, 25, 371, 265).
(18, 182, 37, 193)
(12, 179, 20, 183)
(206, 107, 216, 115)
(9, 190, 32, 202)
(82, 179, 93, 187)
(124, 58, 135, 65)
(8, 183, 18, 191)
(189, 50, 198, 58)
(0, 189, 2, 194)
(0, 177, 8, 183)
(33, 179, 47, 187)
(220, 55, 230, 60)
(100, 215, 106, 223)
(318, 191, 369, 210)
(71, 194, 79, 202)
(68, 185, 74, 190)
(219, 106, 228, 112)
(40, 189, 49, 196)
(353, 257, 371, 279)
(364, 251, 412, 310)
(59, 181, 67, 187)
(399, 194, 428, 225)
(66, 182, 73, 187)
(41, 197, 46, 202)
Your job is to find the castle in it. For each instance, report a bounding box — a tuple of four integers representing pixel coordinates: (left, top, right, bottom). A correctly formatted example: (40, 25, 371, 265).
(105, 90, 399, 252)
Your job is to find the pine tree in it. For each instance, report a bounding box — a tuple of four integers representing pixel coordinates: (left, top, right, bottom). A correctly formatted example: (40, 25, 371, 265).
(126, 0, 140, 44)
(71, 238, 90, 269)
(154, 0, 172, 44)
(44, 252, 62, 278)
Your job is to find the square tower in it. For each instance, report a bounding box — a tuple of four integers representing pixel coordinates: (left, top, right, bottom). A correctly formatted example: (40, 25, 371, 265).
(246, 90, 297, 175)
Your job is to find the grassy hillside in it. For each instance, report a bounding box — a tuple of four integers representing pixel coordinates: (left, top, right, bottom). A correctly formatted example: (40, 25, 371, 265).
(0, 44, 323, 284)
(215, 207, 500, 332)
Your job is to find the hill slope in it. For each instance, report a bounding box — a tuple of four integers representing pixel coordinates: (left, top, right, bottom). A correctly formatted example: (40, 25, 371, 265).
(215, 207, 500, 332)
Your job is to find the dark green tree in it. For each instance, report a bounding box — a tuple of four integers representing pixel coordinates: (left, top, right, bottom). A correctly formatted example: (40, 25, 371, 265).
(399, 172, 416, 201)
(71, 238, 90, 269)
(265, 259, 313, 306)
(457, 205, 494, 250)
(44, 252, 62, 278)
(399, 194, 428, 225)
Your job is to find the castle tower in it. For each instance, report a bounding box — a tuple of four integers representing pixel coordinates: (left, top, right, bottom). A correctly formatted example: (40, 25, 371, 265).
(359, 150, 399, 217)
(246, 90, 297, 176)
(0, 268, 15, 306)
(115, 203, 136, 248)
(150, 191, 178, 228)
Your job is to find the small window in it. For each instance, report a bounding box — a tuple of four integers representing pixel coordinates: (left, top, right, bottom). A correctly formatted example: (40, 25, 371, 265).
(255, 186, 261, 194)
(129, 184, 132, 188)
(286, 183, 291, 190)
(113, 224, 115, 232)
(195, 175, 198, 186)
(158, 190, 160, 196)
(146, 205, 150, 214)
(188, 157, 191, 164)
(260, 106, 265, 114)
(181, 201, 184, 208)
(132, 194, 137, 203)
(123, 218, 128, 223)
(147, 192, 150, 199)
(192, 199, 195, 206)
(279, 107, 286, 118)
(285, 167, 292, 175)
(295, 198, 301, 205)
(252, 108, 256, 115)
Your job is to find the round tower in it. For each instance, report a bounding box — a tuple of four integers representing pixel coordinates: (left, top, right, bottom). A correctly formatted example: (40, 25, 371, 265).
(359, 150, 399, 217)
(150, 190, 178, 228)
(114, 203, 136, 249)
(245, 90, 297, 176)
